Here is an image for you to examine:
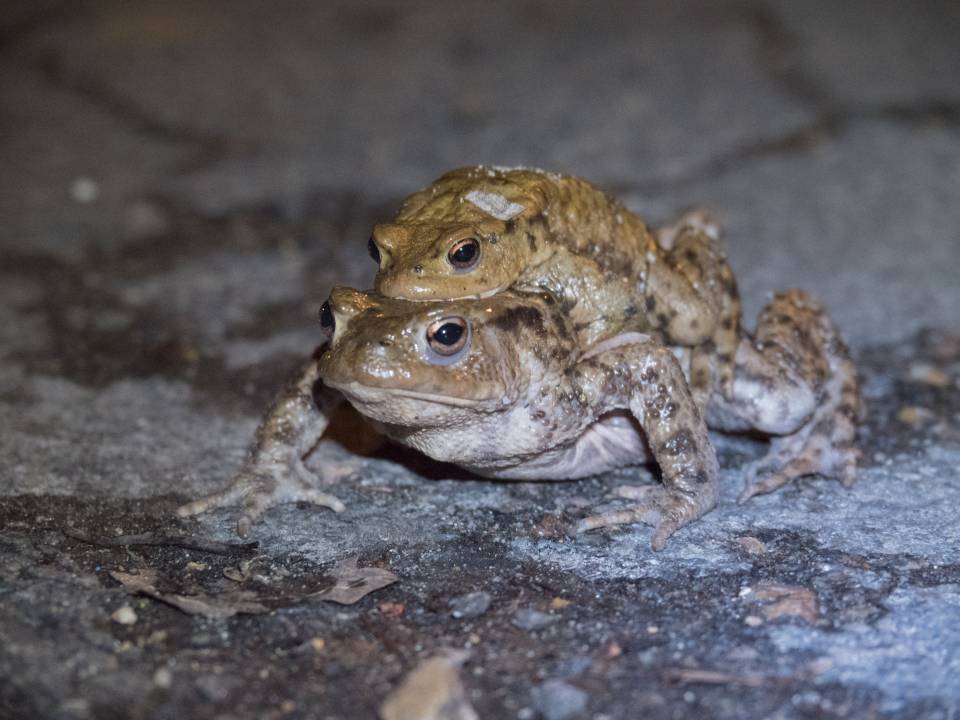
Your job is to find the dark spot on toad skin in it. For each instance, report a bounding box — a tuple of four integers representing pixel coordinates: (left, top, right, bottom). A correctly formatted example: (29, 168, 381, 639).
(504, 219, 516, 234)
(701, 339, 716, 353)
(662, 429, 695, 457)
(645, 296, 657, 313)
(723, 316, 737, 330)
(641, 368, 659, 383)
(683, 248, 698, 263)
(722, 273, 739, 296)
(527, 213, 548, 232)
(526, 232, 537, 251)
(692, 470, 711, 485)
(624, 304, 638, 318)
(491, 305, 545, 334)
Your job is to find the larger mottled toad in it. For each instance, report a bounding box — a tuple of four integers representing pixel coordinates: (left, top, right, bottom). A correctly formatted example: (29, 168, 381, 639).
(179, 283, 858, 550)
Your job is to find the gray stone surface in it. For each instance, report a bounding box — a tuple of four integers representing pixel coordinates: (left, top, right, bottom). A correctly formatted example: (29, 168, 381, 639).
(2, 2, 959, 719)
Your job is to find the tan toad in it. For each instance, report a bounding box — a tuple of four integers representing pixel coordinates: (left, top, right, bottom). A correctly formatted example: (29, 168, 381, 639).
(368, 166, 741, 407)
(179, 283, 859, 549)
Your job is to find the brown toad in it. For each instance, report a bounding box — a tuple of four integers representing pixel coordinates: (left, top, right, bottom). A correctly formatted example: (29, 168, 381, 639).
(368, 166, 740, 406)
(179, 285, 859, 549)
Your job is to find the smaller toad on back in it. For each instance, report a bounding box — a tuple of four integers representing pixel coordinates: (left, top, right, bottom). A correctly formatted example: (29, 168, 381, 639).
(368, 166, 741, 403)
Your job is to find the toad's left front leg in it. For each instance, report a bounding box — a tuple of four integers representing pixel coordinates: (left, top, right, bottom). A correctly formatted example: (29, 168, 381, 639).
(573, 334, 720, 550)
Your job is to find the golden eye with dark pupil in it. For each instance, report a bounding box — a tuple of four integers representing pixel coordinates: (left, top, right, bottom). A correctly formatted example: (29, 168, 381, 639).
(426, 317, 468, 355)
(448, 238, 480, 268)
(367, 237, 381, 265)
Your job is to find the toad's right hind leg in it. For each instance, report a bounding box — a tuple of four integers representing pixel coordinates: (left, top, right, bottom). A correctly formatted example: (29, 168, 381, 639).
(706, 290, 860, 502)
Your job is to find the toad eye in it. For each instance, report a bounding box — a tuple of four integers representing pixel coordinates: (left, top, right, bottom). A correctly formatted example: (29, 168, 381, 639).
(447, 238, 480, 270)
(426, 317, 469, 358)
(367, 237, 381, 265)
(319, 301, 335, 336)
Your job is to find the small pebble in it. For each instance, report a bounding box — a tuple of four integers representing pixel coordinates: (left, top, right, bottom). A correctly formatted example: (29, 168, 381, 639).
(449, 591, 491, 619)
(512, 608, 557, 631)
(530, 679, 587, 720)
(70, 177, 100, 204)
(734, 536, 767, 555)
(897, 406, 935, 427)
(153, 667, 173, 689)
(124, 199, 171, 238)
(111, 606, 138, 625)
(907, 362, 951, 387)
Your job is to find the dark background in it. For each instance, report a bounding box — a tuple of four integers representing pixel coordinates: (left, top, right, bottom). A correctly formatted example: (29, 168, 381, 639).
(2, 2, 959, 719)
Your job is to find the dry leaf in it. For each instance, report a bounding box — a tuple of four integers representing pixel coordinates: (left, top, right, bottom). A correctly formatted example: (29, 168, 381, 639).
(380, 651, 477, 720)
(313, 557, 399, 605)
(223, 567, 246, 582)
(663, 668, 767, 687)
(663, 658, 831, 687)
(749, 583, 819, 625)
(112, 556, 398, 616)
(110, 571, 269, 618)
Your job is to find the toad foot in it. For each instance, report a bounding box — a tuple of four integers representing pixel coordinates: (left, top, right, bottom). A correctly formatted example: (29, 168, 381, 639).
(176, 457, 350, 537)
(577, 485, 705, 551)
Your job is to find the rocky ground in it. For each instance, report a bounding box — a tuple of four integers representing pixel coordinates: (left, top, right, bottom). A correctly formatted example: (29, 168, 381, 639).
(2, 2, 959, 718)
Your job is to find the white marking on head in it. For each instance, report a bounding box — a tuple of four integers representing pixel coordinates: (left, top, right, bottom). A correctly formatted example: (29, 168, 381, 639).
(464, 190, 525, 221)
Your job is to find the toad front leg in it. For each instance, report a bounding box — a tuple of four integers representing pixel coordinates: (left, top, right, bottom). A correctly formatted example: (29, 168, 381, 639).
(571, 334, 720, 550)
(177, 354, 350, 536)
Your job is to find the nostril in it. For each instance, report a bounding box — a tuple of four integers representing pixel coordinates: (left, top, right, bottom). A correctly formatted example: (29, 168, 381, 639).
(319, 301, 335, 335)
(367, 237, 381, 266)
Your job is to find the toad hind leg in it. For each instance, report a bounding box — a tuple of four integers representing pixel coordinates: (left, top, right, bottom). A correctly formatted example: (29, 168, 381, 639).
(706, 290, 860, 502)
(648, 210, 741, 405)
(176, 354, 351, 536)
(572, 334, 720, 550)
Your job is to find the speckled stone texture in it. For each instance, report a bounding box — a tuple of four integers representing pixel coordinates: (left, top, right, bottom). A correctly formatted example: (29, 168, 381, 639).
(2, 2, 959, 719)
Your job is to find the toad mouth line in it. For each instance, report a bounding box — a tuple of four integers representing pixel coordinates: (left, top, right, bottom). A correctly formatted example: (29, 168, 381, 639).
(322, 379, 490, 407)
